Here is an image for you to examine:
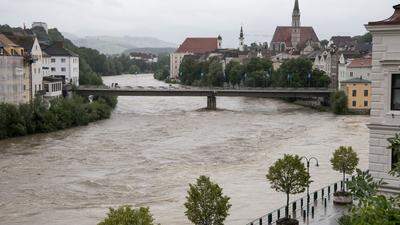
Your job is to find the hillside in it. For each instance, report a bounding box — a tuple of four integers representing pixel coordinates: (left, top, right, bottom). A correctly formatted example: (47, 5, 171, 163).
(66, 34, 176, 55)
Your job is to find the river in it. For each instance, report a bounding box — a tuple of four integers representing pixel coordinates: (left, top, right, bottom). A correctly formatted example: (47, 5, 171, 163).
(0, 74, 369, 225)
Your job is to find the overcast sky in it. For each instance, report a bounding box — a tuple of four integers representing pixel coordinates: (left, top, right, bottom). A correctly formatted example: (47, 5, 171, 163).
(1, 0, 399, 47)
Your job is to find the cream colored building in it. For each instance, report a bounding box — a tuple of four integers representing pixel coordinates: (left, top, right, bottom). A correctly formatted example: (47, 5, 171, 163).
(0, 54, 25, 104)
(366, 4, 400, 192)
(338, 56, 372, 89)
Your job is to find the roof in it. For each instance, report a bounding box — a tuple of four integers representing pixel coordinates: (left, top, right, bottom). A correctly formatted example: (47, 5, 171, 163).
(348, 58, 372, 68)
(43, 76, 63, 83)
(368, 4, 400, 25)
(0, 34, 19, 47)
(330, 36, 354, 48)
(176, 38, 219, 54)
(341, 77, 371, 84)
(6, 35, 35, 51)
(43, 42, 78, 57)
(271, 26, 319, 48)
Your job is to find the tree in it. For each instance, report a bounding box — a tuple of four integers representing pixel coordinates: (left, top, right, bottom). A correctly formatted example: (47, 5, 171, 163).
(246, 57, 273, 74)
(184, 176, 231, 225)
(98, 205, 156, 225)
(203, 58, 224, 87)
(331, 91, 348, 115)
(266, 154, 311, 220)
(179, 57, 201, 85)
(330, 146, 359, 192)
(129, 65, 140, 74)
(245, 71, 268, 87)
(226, 61, 244, 87)
(387, 133, 400, 177)
(346, 169, 386, 202)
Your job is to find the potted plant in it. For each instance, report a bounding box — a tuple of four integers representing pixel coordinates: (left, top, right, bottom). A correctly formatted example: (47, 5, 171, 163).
(330, 146, 359, 204)
(267, 154, 311, 225)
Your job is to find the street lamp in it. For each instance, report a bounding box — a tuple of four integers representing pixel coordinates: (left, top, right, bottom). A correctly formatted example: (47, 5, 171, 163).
(300, 156, 319, 205)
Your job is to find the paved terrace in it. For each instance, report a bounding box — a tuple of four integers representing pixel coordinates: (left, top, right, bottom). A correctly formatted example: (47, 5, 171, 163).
(247, 180, 352, 225)
(75, 86, 334, 110)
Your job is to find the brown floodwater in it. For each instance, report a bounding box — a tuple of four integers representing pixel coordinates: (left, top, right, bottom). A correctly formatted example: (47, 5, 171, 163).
(0, 74, 369, 225)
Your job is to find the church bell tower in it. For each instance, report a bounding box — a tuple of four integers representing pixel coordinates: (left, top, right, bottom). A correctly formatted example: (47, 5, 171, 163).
(291, 0, 301, 49)
(239, 26, 245, 51)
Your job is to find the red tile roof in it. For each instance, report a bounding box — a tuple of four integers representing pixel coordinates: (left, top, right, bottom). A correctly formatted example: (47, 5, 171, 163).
(176, 38, 218, 54)
(348, 58, 372, 68)
(271, 26, 319, 47)
(368, 4, 400, 25)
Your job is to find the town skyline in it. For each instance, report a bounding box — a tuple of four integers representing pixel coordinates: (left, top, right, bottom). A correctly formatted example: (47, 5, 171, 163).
(1, 0, 399, 47)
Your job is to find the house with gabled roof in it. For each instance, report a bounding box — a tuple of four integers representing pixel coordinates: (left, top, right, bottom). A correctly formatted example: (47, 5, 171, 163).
(170, 36, 221, 79)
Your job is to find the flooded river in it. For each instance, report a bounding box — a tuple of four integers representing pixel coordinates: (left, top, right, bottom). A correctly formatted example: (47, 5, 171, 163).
(0, 74, 369, 225)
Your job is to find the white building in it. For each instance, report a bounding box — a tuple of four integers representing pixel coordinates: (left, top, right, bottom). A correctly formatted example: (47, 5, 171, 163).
(366, 4, 400, 192)
(32, 22, 48, 34)
(10, 36, 45, 100)
(338, 56, 372, 89)
(43, 42, 79, 86)
(170, 37, 221, 79)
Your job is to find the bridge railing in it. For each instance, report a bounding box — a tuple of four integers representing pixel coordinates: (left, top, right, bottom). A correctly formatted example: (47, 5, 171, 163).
(246, 178, 353, 225)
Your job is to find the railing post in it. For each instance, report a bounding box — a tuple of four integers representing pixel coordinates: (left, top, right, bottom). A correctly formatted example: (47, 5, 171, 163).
(301, 198, 304, 208)
(311, 206, 315, 218)
(277, 209, 280, 220)
(314, 192, 318, 201)
(322, 188, 325, 199)
(334, 183, 338, 192)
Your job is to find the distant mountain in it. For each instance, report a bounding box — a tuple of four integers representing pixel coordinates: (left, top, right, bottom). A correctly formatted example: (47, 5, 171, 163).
(64, 34, 177, 55)
(123, 47, 176, 55)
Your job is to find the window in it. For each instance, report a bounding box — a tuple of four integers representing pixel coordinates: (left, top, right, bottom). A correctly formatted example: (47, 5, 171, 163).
(392, 148, 400, 170)
(51, 67, 56, 72)
(352, 90, 357, 97)
(364, 90, 369, 97)
(392, 74, 400, 110)
(350, 72, 354, 77)
(61, 67, 66, 72)
(352, 101, 357, 107)
(23, 85, 26, 91)
(51, 58, 56, 63)
(364, 101, 368, 107)
(61, 58, 66, 63)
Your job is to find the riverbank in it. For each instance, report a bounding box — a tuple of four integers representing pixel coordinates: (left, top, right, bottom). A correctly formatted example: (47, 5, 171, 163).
(0, 95, 117, 140)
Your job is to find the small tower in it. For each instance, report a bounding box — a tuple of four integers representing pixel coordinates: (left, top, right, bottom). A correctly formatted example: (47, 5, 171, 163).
(217, 35, 223, 49)
(239, 26, 245, 51)
(291, 0, 301, 49)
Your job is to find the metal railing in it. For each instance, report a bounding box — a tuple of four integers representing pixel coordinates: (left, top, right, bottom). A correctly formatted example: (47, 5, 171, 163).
(247, 178, 353, 225)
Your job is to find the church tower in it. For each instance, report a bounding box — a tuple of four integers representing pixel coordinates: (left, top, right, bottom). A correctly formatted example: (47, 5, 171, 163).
(291, 0, 301, 49)
(239, 26, 245, 51)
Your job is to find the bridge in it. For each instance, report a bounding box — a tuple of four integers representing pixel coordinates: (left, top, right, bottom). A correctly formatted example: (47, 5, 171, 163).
(75, 86, 334, 110)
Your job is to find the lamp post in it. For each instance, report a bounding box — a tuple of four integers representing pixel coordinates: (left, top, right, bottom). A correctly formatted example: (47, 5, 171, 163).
(300, 156, 319, 206)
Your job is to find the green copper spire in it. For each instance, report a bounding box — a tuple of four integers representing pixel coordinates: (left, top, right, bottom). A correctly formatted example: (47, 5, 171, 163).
(240, 26, 244, 39)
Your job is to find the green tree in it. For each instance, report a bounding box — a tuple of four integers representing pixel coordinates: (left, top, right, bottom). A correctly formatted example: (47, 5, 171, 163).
(225, 61, 244, 87)
(184, 176, 231, 225)
(179, 57, 201, 85)
(246, 58, 272, 74)
(266, 154, 311, 219)
(331, 91, 348, 115)
(245, 71, 268, 87)
(129, 65, 140, 74)
(203, 58, 224, 87)
(387, 133, 400, 177)
(98, 205, 156, 225)
(331, 146, 359, 192)
(346, 169, 386, 202)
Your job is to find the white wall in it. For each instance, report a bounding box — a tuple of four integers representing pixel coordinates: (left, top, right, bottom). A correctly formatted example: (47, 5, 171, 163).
(170, 53, 187, 79)
(49, 56, 79, 86)
(30, 38, 43, 98)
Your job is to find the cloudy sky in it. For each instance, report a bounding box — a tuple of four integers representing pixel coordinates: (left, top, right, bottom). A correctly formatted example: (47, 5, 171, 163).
(1, 0, 399, 47)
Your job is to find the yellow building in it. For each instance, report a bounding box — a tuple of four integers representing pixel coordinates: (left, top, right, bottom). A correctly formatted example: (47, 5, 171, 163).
(0, 34, 24, 56)
(340, 77, 371, 111)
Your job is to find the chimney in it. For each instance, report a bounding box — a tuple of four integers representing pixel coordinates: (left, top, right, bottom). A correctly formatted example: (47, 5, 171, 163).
(55, 41, 64, 48)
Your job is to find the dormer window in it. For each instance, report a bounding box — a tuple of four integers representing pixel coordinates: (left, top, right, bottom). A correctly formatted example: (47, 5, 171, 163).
(392, 74, 400, 110)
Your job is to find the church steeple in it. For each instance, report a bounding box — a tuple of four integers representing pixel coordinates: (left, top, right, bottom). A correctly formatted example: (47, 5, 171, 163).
(292, 0, 301, 27)
(239, 26, 245, 51)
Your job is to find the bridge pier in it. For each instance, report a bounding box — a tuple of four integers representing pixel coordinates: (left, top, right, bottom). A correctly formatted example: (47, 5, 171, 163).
(207, 96, 217, 110)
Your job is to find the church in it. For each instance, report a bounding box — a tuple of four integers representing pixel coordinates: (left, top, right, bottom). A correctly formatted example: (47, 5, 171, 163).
(270, 0, 320, 53)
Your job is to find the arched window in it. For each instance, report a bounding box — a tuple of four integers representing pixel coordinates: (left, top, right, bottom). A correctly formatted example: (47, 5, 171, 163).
(280, 43, 286, 52)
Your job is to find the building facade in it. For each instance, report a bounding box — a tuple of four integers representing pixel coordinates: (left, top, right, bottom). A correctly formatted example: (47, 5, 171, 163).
(43, 42, 79, 86)
(340, 77, 371, 111)
(338, 57, 372, 89)
(0, 55, 25, 104)
(170, 37, 220, 79)
(313, 49, 340, 89)
(366, 4, 400, 192)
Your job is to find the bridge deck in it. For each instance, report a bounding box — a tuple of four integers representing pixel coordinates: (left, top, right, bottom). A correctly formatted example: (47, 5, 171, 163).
(75, 86, 334, 98)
